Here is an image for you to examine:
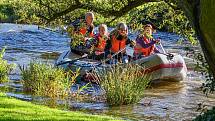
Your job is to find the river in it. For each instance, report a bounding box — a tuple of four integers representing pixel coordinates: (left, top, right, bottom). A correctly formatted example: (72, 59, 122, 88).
(0, 23, 215, 121)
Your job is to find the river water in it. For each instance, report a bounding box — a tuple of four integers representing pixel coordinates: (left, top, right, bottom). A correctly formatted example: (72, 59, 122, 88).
(1, 23, 215, 121)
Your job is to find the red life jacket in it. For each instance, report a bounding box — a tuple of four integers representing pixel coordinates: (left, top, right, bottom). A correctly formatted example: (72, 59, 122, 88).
(134, 36, 154, 57)
(110, 35, 126, 53)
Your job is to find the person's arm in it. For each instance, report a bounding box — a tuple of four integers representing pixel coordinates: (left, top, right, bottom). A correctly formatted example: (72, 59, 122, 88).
(143, 41, 156, 48)
(126, 37, 131, 45)
(137, 36, 157, 48)
(93, 35, 99, 47)
(104, 37, 112, 55)
(126, 37, 136, 47)
(87, 24, 94, 33)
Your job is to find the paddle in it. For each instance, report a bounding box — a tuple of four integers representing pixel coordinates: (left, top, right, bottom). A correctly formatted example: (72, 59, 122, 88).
(96, 45, 129, 66)
(156, 40, 174, 59)
(57, 44, 132, 67)
(55, 53, 89, 66)
(156, 40, 166, 54)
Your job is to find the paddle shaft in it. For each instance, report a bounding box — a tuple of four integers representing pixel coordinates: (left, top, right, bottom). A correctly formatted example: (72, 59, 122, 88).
(95, 46, 128, 66)
(157, 41, 166, 54)
(57, 44, 129, 67)
(105, 46, 127, 62)
(157, 42, 174, 59)
(55, 54, 88, 66)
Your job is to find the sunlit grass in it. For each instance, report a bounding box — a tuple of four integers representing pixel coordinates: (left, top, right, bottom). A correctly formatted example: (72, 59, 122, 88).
(98, 64, 150, 106)
(19, 62, 79, 100)
(0, 92, 121, 121)
(0, 47, 15, 83)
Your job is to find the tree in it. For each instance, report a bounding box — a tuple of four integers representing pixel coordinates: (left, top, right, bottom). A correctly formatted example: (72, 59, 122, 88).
(175, 0, 215, 89)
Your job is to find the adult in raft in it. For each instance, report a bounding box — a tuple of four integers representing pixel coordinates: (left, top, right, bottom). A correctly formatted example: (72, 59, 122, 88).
(67, 12, 95, 55)
(105, 22, 136, 64)
(134, 24, 160, 59)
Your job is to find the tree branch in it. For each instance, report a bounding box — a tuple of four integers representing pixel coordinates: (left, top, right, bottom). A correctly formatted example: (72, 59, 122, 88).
(39, 0, 160, 23)
(47, 4, 83, 23)
(81, 0, 161, 22)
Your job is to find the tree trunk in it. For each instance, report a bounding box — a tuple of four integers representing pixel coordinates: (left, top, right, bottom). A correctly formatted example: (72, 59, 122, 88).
(199, 0, 215, 77)
(179, 0, 215, 77)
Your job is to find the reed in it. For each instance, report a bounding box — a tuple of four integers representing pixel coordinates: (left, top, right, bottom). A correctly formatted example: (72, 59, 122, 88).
(0, 47, 15, 83)
(98, 63, 150, 106)
(19, 62, 79, 99)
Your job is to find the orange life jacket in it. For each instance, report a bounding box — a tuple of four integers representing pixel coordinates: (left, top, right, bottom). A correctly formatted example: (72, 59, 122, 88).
(110, 35, 126, 53)
(134, 36, 154, 57)
(95, 34, 107, 52)
(79, 27, 94, 37)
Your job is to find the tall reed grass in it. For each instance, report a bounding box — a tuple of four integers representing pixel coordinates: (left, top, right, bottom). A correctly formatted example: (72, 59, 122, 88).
(0, 47, 15, 83)
(98, 64, 150, 106)
(19, 62, 79, 99)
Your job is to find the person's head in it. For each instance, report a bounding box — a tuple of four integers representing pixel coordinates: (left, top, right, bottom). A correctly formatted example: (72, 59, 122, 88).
(143, 24, 154, 36)
(116, 22, 128, 36)
(98, 24, 108, 36)
(85, 12, 94, 25)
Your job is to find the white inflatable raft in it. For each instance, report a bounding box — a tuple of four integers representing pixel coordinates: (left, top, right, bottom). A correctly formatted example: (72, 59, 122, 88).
(55, 50, 187, 82)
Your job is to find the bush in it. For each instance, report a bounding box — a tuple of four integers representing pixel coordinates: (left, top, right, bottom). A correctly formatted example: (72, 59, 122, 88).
(19, 62, 79, 99)
(194, 107, 215, 121)
(0, 47, 15, 83)
(98, 64, 150, 106)
(0, 0, 19, 23)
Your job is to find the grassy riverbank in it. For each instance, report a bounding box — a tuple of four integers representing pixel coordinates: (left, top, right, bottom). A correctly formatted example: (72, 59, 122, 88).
(0, 92, 121, 121)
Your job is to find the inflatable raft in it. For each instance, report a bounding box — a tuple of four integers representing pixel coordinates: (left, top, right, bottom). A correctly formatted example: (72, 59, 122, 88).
(55, 50, 187, 82)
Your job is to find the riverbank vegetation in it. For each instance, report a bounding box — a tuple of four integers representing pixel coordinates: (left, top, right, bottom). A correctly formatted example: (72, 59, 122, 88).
(99, 64, 150, 106)
(0, 92, 121, 121)
(0, 0, 38, 24)
(1, 0, 215, 119)
(0, 47, 15, 83)
(194, 107, 215, 121)
(19, 62, 79, 100)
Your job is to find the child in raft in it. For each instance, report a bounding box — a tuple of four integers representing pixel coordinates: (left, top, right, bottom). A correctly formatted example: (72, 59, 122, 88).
(92, 24, 109, 60)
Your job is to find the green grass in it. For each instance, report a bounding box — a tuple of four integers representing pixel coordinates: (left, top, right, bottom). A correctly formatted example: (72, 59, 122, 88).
(0, 92, 122, 121)
(99, 64, 150, 106)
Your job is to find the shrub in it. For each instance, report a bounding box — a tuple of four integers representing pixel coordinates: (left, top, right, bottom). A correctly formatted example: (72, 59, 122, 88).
(0, 47, 15, 83)
(19, 62, 79, 99)
(194, 107, 215, 121)
(98, 64, 150, 106)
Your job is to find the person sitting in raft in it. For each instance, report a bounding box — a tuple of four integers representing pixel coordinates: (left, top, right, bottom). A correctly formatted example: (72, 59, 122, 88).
(134, 24, 160, 59)
(67, 12, 95, 55)
(92, 24, 109, 60)
(105, 22, 136, 64)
